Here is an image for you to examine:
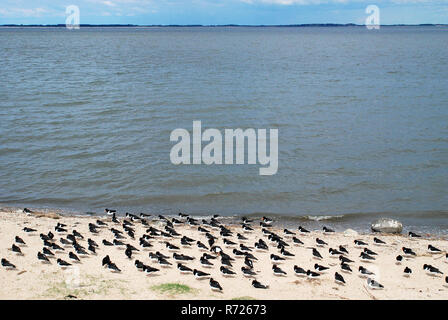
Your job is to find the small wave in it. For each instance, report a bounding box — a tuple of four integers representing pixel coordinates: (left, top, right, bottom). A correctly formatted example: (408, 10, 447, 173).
(237, 212, 348, 223)
(301, 215, 345, 221)
(43, 101, 89, 107)
(349, 181, 389, 190)
(317, 186, 349, 195)
(0, 147, 22, 155)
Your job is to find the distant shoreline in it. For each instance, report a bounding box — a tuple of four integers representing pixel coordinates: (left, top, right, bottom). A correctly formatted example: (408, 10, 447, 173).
(1, 24, 447, 28)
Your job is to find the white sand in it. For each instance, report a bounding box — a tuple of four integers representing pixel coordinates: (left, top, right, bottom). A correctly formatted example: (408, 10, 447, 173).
(0, 207, 447, 300)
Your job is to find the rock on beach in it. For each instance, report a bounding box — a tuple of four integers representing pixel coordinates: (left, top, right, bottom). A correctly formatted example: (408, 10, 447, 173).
(371, 218, 403, 234)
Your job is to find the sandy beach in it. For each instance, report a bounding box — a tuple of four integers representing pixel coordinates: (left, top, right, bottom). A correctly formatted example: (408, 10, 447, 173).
(0, 206, 447, 300)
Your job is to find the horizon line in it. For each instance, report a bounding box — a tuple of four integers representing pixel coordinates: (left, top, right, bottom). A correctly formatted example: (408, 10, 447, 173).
(1, 23, 448, 27)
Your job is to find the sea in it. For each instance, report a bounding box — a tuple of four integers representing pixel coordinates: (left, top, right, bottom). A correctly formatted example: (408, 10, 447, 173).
(1, 26, 447, 234)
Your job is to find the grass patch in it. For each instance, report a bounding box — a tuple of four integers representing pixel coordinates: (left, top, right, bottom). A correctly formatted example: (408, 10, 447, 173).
(151, 283, 194, 295)
(39, 273, 130, 299)
(232, 296, 257, 300)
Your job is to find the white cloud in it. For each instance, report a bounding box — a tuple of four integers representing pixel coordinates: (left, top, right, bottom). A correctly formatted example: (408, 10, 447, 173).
(240, 0, 351, 5)
(390, 0, 441, 3)
(242, 0, 448, 4)
(87, 0, 153, 4)
(102, 1, 117, 6)
(0, 7, 50, 17)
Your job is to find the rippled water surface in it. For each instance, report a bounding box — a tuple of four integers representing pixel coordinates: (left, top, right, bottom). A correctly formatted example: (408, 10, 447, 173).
(1, 26, 447, 231)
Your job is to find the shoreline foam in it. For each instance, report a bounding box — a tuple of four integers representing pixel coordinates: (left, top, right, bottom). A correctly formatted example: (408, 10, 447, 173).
(1, 205, 447, 235)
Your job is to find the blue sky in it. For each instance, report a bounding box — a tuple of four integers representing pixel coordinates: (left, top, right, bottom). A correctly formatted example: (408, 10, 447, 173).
(0, 0, 447, 25)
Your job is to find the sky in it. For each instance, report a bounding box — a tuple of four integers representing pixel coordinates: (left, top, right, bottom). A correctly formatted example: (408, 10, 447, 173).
(0, 0, 447, 25)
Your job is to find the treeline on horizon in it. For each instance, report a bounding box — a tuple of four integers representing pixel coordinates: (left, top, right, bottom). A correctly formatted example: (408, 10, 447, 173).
(0, 23, 445, 27)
